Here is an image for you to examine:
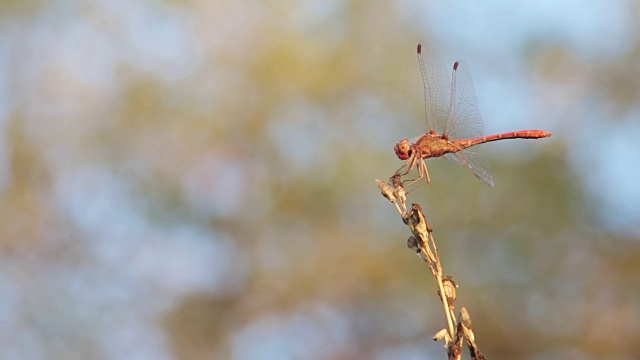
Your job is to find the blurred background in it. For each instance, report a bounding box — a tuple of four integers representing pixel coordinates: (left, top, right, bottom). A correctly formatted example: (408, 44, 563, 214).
(1, 0, 640, 359)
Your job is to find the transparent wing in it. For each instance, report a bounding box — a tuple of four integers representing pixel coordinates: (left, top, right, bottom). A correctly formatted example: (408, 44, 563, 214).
(444, 149, 494, 187)
(443, 152, 465, 165)
(417, 43, 451, 134)
(444, 60, 484, 141)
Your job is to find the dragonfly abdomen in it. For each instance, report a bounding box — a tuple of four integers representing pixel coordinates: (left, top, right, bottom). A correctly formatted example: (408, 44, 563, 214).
(453, 130, 552, 149)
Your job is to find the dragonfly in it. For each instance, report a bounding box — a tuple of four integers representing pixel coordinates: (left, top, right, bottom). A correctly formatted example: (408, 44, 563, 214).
(394, 43, 551, 188)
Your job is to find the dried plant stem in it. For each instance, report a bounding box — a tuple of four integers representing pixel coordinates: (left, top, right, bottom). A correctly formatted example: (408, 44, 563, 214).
(375, 175, 486, 360)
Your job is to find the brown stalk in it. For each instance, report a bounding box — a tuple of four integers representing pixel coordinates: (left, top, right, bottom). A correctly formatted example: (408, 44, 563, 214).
(375, 175, 486, 360)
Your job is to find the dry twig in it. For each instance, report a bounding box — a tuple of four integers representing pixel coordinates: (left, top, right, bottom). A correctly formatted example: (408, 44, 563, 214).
(375, 175, 486, 359)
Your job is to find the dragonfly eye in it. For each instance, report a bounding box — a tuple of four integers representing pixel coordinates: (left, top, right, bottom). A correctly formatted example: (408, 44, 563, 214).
(394, 140, 411, 160)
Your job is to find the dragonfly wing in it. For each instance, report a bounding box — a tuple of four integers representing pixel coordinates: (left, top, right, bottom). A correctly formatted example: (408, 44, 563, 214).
(445, 150, 494, 187)
(417, 43, 451, 134)
(443, 152, 465, 165)
(445, 60, 484, 141)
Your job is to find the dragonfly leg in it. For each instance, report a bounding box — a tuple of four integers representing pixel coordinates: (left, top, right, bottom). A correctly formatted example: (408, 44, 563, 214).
(406, 160, 432, 193)
(395, 156, 417, 177)
(402, 159, 431, 192)
(407, 179, 428, 193)
(420, 159, 431, 184)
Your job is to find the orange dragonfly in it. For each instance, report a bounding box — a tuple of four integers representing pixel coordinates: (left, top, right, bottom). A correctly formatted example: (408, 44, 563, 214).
(395, 43, 551, 188)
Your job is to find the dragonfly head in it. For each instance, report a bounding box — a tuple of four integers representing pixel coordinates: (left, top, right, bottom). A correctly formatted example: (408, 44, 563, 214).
(394, 139, 412, 160)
